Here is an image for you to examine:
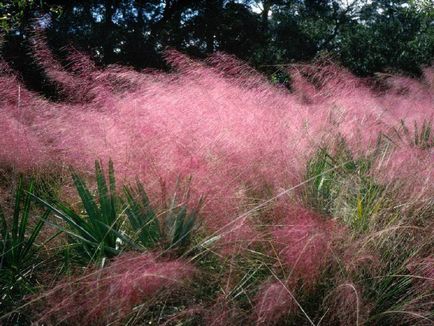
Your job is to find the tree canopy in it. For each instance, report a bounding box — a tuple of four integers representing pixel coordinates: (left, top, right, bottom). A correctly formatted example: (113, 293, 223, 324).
(1, 0, 433, 92)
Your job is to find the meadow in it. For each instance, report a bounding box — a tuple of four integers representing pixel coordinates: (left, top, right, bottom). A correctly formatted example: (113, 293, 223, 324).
(0, 42, 433, 325)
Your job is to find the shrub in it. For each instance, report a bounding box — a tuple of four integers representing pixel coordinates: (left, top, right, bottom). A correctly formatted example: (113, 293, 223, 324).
(32, 160, 124, 262)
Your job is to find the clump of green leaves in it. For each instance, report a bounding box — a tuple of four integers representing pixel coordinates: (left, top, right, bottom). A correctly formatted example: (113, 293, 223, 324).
(304, 139, 384, 232)
(33, 160, 123, 263)
(34, 160, 201, 264)
(0, 177, 50, 323)
(164, 196, 202, 251)
(123, 179, 202, 251)
(123, 180, 160, 249)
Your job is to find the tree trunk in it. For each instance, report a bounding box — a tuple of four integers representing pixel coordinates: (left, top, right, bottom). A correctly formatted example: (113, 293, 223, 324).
(261, 0, 271, 35)
(103, 0, 114, 64)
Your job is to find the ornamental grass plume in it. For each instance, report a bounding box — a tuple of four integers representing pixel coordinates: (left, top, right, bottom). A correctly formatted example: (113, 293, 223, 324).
(201, 296, 244, 326)
(407, 257, 434, 284)
(272, 207, 336, 285)
(400, 257, 434, 325)
(34, 252, 195, 325)
(321, 282, 370, 326)
(252, 207, 338, 325)
(254, 280, 295, 325)
(0, 61, 52, 171)
(0, 29, 433, 326)
(0, 35, 433, 253)
(0, 115, 48, 170)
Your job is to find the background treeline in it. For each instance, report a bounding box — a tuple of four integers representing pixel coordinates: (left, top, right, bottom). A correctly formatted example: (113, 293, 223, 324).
(1, 0, 434, 95)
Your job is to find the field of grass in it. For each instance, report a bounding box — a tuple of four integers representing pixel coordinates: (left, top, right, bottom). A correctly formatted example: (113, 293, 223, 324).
(0, 44, 433, 325)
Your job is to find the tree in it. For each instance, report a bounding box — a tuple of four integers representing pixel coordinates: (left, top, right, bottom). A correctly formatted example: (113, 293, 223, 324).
(1, 0, 433, 97)
(339, 0, 434, 75)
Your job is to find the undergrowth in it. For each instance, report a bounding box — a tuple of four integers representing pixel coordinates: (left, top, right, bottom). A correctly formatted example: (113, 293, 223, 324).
(0, 44, 432, 325)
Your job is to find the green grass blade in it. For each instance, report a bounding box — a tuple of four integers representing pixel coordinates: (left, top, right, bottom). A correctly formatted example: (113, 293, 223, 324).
(172, 207, 187, 246)
(29, 193, 97, 243)
(95, 160, 118, 247)
(95, 160, 111, 225)
(11, 177, 23, 248)
(123, 184, 159, 248)
(0, 205, 7, 240)
(42, 218, 108, 253)
(21, 209, 50, 260)
(71, 170, 103, 239)
(95, 219, 141, 251)
(108, 159, 117, 221)
(17, 181, 34, 255)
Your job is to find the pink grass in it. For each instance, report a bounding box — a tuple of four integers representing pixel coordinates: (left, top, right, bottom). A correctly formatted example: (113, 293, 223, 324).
(0, 40, 432, 251)
(254, 281, 295, 325)
(272, 207, 336, 285)
(34, 252, 195, 325)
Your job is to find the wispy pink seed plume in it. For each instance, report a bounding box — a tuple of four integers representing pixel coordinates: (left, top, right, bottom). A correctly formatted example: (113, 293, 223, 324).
(252, 207, 337, 324)
(0, 40, 432, 250)
(407, 257, 434, 290)
(323, 282, 368, 326)
(200, 296, 243, 326)
(35, 252, 195, 325)
(254, 281, 295, 325)
(273, 207, 336, 285)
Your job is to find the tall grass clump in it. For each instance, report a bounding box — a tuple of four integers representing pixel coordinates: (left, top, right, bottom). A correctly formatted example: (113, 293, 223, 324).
(33, 252, 196, 325)
(0, 30, 432, 325)
(304, 139, 385, 232)
(33, 160, 201, 264)
(0, 178, 50, 324)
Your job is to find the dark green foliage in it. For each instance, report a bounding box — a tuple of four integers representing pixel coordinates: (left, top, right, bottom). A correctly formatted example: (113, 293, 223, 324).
(124, 179, 201, 252)
(165, 205, 197, 250)
(355, 236, 434, 325)
(123, 180, 160, 248)
(0, 177, 49, 323)
(0, 179, 47, 271)
(339, 1, 434, 76)
(368, 273, 413, 324)
(305, 148, 338, 214)
(32, 160, 124, 262)
(0, 1, 61, 32)
(33, 160, 200, 263)
(2, 1, 433, 98)
(304, 140, 384, 231)
(123, 179, 201, 252)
